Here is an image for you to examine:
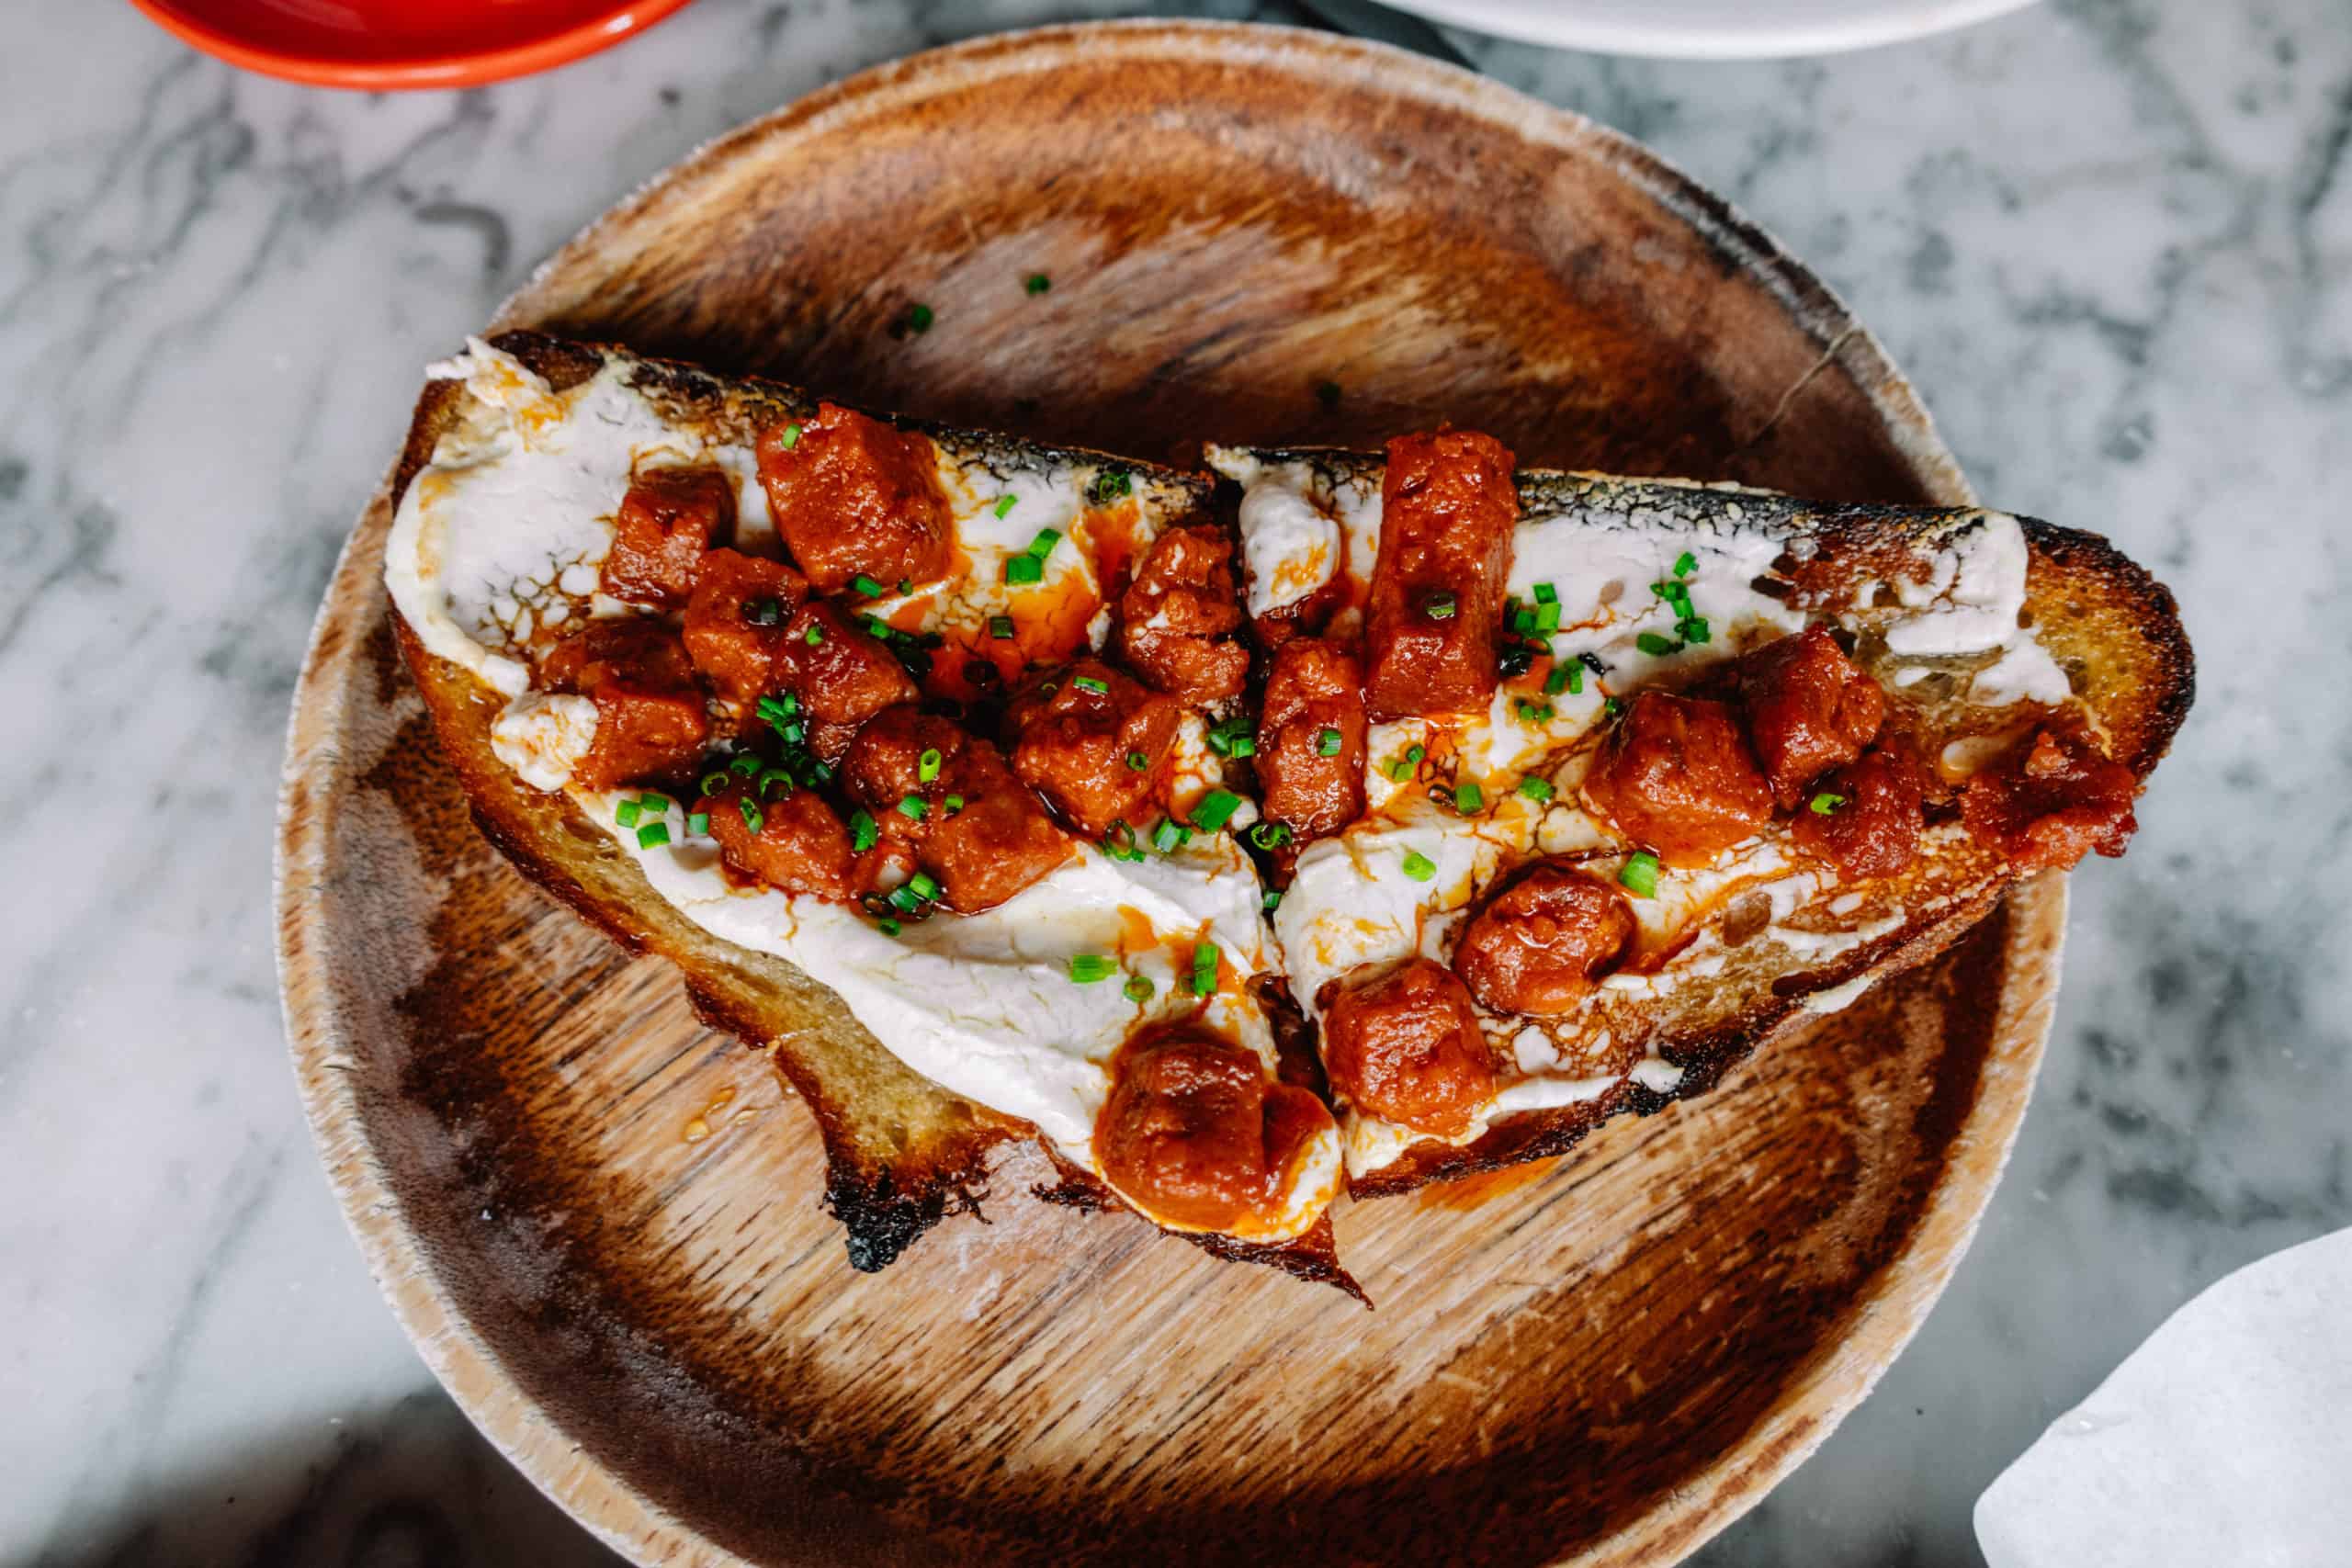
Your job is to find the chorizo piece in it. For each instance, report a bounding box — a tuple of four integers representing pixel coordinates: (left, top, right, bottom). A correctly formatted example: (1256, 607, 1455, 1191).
(1363, 430, 1518, 720)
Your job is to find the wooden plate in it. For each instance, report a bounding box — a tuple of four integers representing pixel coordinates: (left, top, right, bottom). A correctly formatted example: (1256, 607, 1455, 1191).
(277, 22, 2063, 1567)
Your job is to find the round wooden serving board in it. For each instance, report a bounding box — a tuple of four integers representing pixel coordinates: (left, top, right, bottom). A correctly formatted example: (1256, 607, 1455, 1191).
(277, 22, 2064, 1568)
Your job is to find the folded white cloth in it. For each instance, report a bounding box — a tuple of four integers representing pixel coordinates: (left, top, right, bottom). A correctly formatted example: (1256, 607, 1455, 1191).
(1976, 1225, 2352, 1567)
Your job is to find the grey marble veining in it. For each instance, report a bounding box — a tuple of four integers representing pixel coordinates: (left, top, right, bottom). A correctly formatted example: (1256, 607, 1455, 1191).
(1, 1, 2342, 1563)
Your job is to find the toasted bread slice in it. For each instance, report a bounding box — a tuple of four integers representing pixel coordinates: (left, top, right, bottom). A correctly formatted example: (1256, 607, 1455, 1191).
(1210, 446, 2192, 1196)
(388, 333, 1359, 1289)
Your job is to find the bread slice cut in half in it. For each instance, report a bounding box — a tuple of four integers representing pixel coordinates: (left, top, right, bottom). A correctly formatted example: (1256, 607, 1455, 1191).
(1207, 437, 2190, 1196)
(381, 330, 2190, 1291)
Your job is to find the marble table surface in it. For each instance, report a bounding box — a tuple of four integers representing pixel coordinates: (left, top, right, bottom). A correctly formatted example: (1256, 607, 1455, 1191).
(6, 0, 2343, 1562)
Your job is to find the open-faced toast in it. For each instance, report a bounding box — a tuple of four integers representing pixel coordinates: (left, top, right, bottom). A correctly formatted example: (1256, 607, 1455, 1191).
(383, 330, 2189, 1288)
(1208, 441, 2190, 1194)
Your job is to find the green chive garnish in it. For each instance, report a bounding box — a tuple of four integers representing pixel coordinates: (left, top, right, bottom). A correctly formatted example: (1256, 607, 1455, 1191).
(1636, 631, 1679, 657)
(1316, 727, 1342, 757)
(1262, 889, 1283, 912)
(1150, 818, 1187, 854)
(1517, 700, 1553, 723)
(738, 796, 763, 834)
(1680, 617, 1713, 645)
(1069, 953, 1114, 984)
(1125, 750, 1149, 772)
(904, 303, 933, 335)
(1422, 590, 1456, 620)
(1072, 674, 1109, 695)
(1407, 744, 1426, 764)
(993, 494, 1019, 519)
(877, 917, 902, 937)
(943, 794, 965, 815)
(1190, 789, 1243, 833)
(908, 872, 940, 902)
(1025, 274, 1051, 296)
(729, 753, 763, 777)
(743, 597, 784, 626)
(779, 422, 802, 450)
(1191, 942, 1218, 996)
(638, 821, 670, 849)
(1385, 758, 1412, 783)
(1620, 852, 1660, 897)
(1673, 550, 1697, 578)
(616, 799, 640, 829)
(852, 574, 885, 598)
(1517, 776, 1554, 803)
(699, 770, 729, 797)
(897, 795, 928, 822)
(1026, 527, 1061, 558)
(917, 747, 943, 784)
(989, 614, 1016, 640)
(1533, 582, 1557, 604)
(1454, 782, 1484, 814)
(686, 812, 710, 835)
(1248, 820, 1293, 849)
(804, 621, 825, 645)
(1544, 664, 1575, 696)
(1004, 554, 1044, 586)
(1810, 792, 1847, 816)
(849, 810, 878, 852)
(1123, 974, 1154, 1003)
(1086, 469, 1133, 507)
(1401, 850, 1436, 882)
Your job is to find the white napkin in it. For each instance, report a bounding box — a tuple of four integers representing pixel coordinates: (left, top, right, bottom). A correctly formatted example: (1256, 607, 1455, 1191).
(1975, 1225, 2352, 1567)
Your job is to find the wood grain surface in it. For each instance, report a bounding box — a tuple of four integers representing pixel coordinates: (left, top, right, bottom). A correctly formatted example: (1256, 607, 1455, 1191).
(277, 21, 2062, 1567)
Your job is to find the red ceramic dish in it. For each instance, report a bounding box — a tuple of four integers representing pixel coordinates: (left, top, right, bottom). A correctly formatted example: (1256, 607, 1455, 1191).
(128, 0, 695, 90)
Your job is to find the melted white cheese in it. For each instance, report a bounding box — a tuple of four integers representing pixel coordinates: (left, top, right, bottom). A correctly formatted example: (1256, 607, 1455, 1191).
(588, 793, 1339, 1242)
(387, 340, 771, 695)
(490, 691, 598, 791)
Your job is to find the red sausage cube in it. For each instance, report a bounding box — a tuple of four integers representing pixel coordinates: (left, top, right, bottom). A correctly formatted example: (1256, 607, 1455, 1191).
(1582, 691, 1772, 866)
(603, 467, 736, 607)
(1737, 626, 1885, 808)
(1363, 430, 1519, 720)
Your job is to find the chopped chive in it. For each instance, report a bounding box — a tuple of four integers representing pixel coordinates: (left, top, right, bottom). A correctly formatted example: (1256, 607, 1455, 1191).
(1619, 852, 1660, 897)
(738, 796, 764, 834)
(1407, 744, 1427, 764)
(904, 303, 933, 335)
(1262, 889, 1283, 912)
(1385, 758, 1413, 783)
(993, 494, 1019, 519)
(1510, 605, 1537, 636)
(1125, 750, 1149, 772)
(1544, 665, 1573, 696)
(1123, 974, 1154, 1003)
(1004, 554, 1044, 586)
(699, 770, 729, 797)
(1422, 589, 1456, 620)
(1532, 581, 1557, 605)
(1674, 550, 1697, 578)
(1636, 631, 1680, 657)
(1517, 699, 1553, 723)
(779, 422, 802, 450)
(1069, 953, 1115, 984)
(877, 916, 902, 937)
(1680, 616, 1713, 645)
(944, 794, 964, 816)
(1248, 820, 1293, 850)
(1316, 727, 1342, 757)
(616, 799, 640, 829)
(1518, 776, 1555, 802)
(1605, 696, 1626, 717)
(1453, 782, 1484, 814)
(1072, 674, 1109, 695)
(888, 884, 921, 913)
(804, 621, 825, 645)
(989, 614, 1017, 640)
(1026, 527, 1061, 558)
(918, 747, 943, 784)
(743, 596, 784, 626)
(1102, 820, 1142, 861)
(908, 871, 940, 902)
(1150, 818, 1187, 854)
(686, 811, 710, 834)
(1810, 791, 1848, 816)
(637, 821, 669, 849)
(1401, 850, 1436, 882)
(1191, 942, 1219, 996)
(1190, 789, 1243, 833)
(757, 767, 794, 799)
(1025, 273, 1051, 296)
(849, 810, 878, 852)
(1534, 601, 1562, 633)
(729, 752, 763, 777)
(1086, 468, 1133, 507)
(851, 574, 885, 598)
(897, 794, 928, 822)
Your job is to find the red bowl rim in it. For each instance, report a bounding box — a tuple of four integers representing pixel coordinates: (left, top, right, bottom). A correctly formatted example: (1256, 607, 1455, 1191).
(127, 0, 695, 90)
